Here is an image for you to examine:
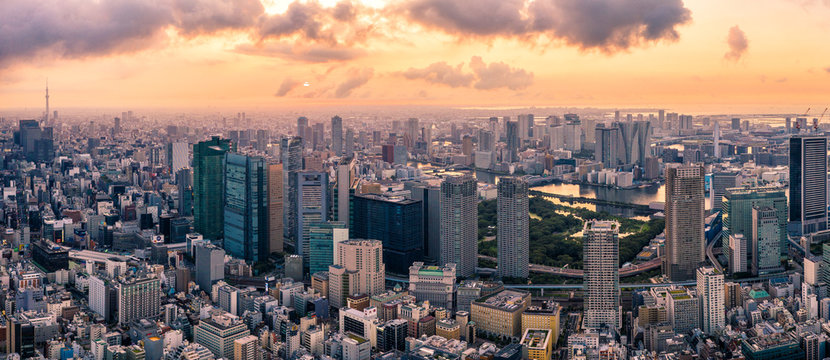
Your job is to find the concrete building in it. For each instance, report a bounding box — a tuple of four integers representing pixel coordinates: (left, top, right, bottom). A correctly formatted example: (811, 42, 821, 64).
(752, 206, 784, 275)
(267, 163, 283, 254)
(582, 220, 621, 330)
(497, 177, 529, 279)
(697, 267, 725, 335)
(521, 329, 553, 360)
(440, 175, 478, 277)
(233, 335, 260, 360)
(116, 275, 161, 325)
(195, 244, 225, 293)
(408, 262, 456, 312)
(722, 185, 787, 270)
(522, 302, 561, 346)
(335, 240, 385, 297)
(194, 312, 250, 359)
(664, 164, 705, 281)
(470, 289, 530, 338)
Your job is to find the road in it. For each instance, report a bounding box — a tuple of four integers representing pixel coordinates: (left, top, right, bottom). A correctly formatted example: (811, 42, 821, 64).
(706, 231, 724, 273)
(478, 254, 662, 278)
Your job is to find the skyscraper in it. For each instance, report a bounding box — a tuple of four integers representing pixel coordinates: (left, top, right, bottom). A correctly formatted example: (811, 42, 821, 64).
(345, 128, 355, 157)
(336, 239, 385, 296)
(406, 118, 419, 149)
(16, 119, 54, 163)
(281, 136, 304, 241)
(297, 117, 308, 139)
(751, 207, 784, 275)
(440, 175, 478, 277)
(789, 135, 828, 236)
(309, 221, 349, 275)
(194, 137, 234, 240)
(710, 171, 738, 212)
(664, 164, 705, 281)
(497, 177, 529, 279)
(288, 171, 329, 265)
(406, 181, 441, 262)
(582, 220, 620, 330)
(335, 158, 355, 226)
(224, 153, 268, 262)
(267, 163, 283, 254)
(696, 267, 724, 335)
(713, 121, 721, 158)
(332, 115, 343, 155)
(721, 185, 787, 272)
(351, 193, 423, 274)
(594, 124, 619, 168)
(168, 142, 190, 175)
(195, 243, 225, 292)
(506, 121, 519, 162)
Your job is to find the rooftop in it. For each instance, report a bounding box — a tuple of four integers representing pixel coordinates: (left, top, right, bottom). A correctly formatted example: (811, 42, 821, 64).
(521, 329, 551, 349)
(474, 289, 529, 311)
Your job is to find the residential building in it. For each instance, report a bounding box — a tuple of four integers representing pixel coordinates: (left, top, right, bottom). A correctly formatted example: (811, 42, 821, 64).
(582, 220, 621, 330)
(440, 175, 478, 277)
(497, 177, 529, 279)
(664, 164, 705, 281)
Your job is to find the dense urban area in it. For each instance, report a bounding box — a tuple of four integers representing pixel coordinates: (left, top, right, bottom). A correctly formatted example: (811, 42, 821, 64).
(0, 92, 825, 360)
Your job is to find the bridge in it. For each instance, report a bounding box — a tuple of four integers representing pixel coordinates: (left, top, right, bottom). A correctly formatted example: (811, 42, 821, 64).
(477, 254, 661, 278)
(528, 190, 656, 215)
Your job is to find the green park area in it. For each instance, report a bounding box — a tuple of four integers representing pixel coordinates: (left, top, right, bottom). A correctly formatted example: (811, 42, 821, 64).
(478, 196, 665, 275)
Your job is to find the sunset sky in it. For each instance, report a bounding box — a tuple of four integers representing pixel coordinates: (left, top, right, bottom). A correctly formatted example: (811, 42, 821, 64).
(2, 0, 830, 113)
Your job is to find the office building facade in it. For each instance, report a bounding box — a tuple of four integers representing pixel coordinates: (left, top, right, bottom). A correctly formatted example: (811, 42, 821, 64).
(664, 165, 705, 281)
(223, 153, 268, 262)
(194, 137, 234, 240)
(351, 193, 423, 274)
(789, 135, 828, 236)
(497, 177, 529, 279)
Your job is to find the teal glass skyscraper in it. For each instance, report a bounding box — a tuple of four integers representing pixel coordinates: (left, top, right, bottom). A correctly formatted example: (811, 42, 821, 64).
(308, 221, 348, 275)
(224, 153, 268, 262)
(193, 136, 234, 240)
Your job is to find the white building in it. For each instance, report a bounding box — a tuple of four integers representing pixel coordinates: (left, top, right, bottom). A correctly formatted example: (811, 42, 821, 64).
(582, 220, 621, 330)
(697, 267, 725, 335)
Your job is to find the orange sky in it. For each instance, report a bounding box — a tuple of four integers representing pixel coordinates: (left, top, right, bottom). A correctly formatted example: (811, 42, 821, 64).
(2, 0, 830, 113)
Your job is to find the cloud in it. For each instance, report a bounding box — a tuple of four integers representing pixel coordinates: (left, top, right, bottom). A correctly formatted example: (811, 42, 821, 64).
(235, 42, 366, 63)
(275, 78, 301, 96)
(0, 0, 270, 66)
(724, 25, 748, 62)
(824, 67, 830, 73)
(402, 62, 475, 87)
(403, 57, 534, 90)
(335, 68, 373, 98)
(396, 0, 692, 52)
(469, 56, 534, 90)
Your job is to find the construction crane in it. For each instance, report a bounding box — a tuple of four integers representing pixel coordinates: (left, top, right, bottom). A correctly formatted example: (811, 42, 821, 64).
(814, 107, 828, 131)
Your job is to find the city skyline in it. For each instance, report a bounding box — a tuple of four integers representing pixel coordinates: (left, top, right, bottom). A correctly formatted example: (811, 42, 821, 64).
(2, 1, 830, 112)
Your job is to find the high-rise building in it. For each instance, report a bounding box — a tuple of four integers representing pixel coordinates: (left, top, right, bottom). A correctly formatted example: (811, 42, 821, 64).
(309, 221, 349, 275)
(195, 244, 225, 293)
(721, 185, 788, 271)
(497, 177, 529, 279)
(168, 142, 190, 175)
(594, 124, 619, 168)
(613, 121, 651, 166)
(664, 164, 705, 281)
(406, 118, 419, 149)
(332, 116, 343, 155)
(789, 135, 828, 236)
(16, 119, 54, 163)
(335, 158, 355, 226)
(288, 171, 329, 266)
(582, 220, 621, 330)
(505, 121, 520, 162)
(351, 193, 423, 274)
(406, 181, 441, 263)
(223, 153, 268, 262)
(297, 117, 309, 139)
(177, 168, 193, 217)
(710, 171, 738, 212)
(194, 312, 250, 359)
(194, 137, 234, 240)
(713, 121, 721, 158)
(267, 163, 283, 254)
(696, 267, 724, 335)
(116, 275, 161, 325)
(345, 128, 355, 157)
(440, 175, 478, 277)
(335, 240, 386, 296)
(328, 265, 359, 309)
(280, 137, 304, 172)
(233, 335, 260, 360)
(751, 207, 784, 275)
(408, 262, 456, 312)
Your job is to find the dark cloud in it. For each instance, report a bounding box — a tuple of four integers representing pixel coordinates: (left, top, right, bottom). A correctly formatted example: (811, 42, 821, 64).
(0, 0, 266, 66)
(255, 0, 375, 46)
(275, 78, 301, 96)
(235, 42, 366, 63)
(402, 57, 533, 90)
(397, 0, 692, 52)
(469, 56, 533, 90)
(402, 62, 475, 87)
(335, 68, 373, 98)
(724, 25, 748, 62)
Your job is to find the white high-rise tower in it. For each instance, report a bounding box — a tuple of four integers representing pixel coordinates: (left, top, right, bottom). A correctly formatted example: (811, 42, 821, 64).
(45, 80, 50, 125)
(713, 121, 720, 158)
